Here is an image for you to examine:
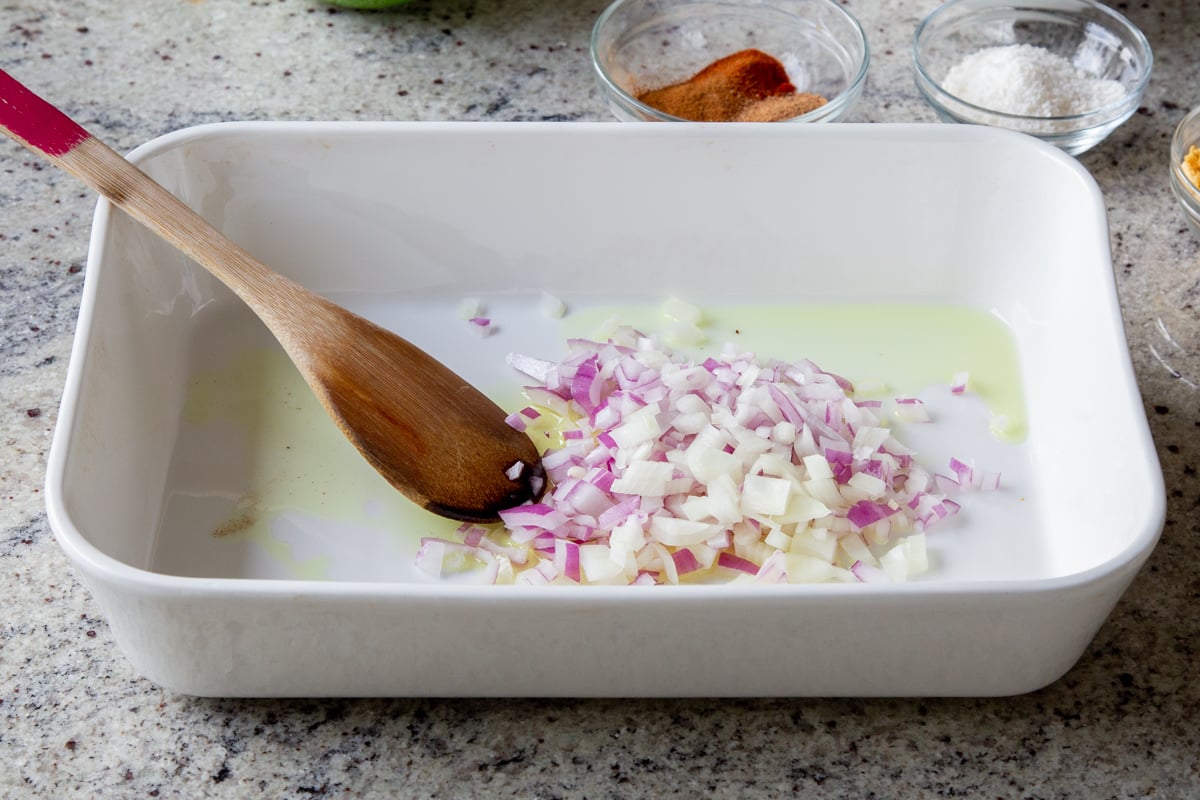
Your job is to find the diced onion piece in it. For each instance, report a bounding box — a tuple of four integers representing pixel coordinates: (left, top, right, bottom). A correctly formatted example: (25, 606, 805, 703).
(555, 539, 581, 583)
(609, 516, 646, 562)
(741, 474, 792, 516)
(839, 532, 876, 567)
(672, 547, 703, 576)
(469, 317, 495, 337)
(717, 551, 759, 574)
(894, 397, 931, 423)
(610, 461, 675, 496)
(802, 454, 834, 481)
(661, 296, 704, 325)
(507, 353, 554, 383)
(786, 553, 849, 583)
(499, 503, 569, 532)
(610, 405, 661, 450)
(847, 500, 897, 530)
(540, 291, 567, 319)
(763, 527, 792, 551)
(851, 559, 890, 583)
(457, 296, 482, 319)
(685, 436, 743, 484)
(581, 544, 626, 583)
(901, 533, 929, 574)
(649, 516, 721, 547)
(847, 471, 887, 499)
(415, 538, 499, 583)
(789, 527, 838, 562)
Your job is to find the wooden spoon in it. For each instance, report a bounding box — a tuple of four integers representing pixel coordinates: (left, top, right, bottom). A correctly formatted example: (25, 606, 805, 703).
(0, 69, 543, 523)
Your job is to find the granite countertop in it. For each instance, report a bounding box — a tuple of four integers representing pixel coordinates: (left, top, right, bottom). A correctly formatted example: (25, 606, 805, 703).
(2, 0, 1198, 796)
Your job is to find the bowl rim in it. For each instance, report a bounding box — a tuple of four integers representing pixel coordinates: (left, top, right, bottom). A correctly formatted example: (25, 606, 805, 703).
(589, 0, 871, 123)
(1170, 106, 1200, 209)
(911, 0, 1153, 125)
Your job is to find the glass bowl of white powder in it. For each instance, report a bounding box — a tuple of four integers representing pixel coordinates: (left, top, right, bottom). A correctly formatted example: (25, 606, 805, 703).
(912, 0, 1151, 155)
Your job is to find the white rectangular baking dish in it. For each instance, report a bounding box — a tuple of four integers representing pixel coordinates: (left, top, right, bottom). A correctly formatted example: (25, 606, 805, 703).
(45, 122, 1164, 697)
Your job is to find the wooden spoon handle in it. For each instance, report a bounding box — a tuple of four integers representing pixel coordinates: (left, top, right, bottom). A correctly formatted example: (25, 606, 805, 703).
(1, 68, 544, 521)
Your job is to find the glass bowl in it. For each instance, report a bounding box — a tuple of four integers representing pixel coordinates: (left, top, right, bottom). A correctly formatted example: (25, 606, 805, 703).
(1170, 106, 1200, 236)
(590, 0, 869, 123)
(912, 0, 1152, 155)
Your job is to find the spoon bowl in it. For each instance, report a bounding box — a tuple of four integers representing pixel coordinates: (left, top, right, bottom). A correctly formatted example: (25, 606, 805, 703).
(0, 69, 543, 522)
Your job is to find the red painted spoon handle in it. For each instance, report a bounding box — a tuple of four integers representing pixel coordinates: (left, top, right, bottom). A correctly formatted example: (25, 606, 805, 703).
(0, 69, 91, 157)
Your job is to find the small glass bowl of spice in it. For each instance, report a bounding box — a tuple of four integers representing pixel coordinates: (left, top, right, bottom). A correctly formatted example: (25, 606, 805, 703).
(1171, 106, 1200, 236)
(912, 0, 1152, 155)
(590, 0, 869, 124)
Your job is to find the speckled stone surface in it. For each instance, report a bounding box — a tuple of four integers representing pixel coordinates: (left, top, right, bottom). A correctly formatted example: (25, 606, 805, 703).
(2, 0, 1199, 797)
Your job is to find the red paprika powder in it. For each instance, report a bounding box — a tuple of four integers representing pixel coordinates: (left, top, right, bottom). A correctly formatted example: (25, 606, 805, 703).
(635, 48, 827, 122)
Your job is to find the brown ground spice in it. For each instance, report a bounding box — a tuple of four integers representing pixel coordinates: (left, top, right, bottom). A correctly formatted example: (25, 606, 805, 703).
(635, 48, 828, 122)
(734, 92, 827, 121)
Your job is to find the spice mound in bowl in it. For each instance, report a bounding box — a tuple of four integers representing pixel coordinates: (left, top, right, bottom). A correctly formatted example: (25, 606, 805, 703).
(941, 43, 1124, 117)
(1170, 106, 1200, 236)
(912, 0, 1152, 155)
(636, 48, 828, 122)
(591, 0, 868, 124)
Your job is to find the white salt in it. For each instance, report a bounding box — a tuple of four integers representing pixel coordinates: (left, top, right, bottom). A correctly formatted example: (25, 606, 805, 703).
(942, 43, 1126, 117)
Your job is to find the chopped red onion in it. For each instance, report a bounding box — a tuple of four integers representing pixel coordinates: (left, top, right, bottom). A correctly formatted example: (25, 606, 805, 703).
(671, 547, 702, 575)
(458, 523, 486, 547)
(415, 537, 499, 583)
(421, 323, 996, 585)
(717, 551, 759, 575)
(847, 500, 897, 530)
(469, 317, 495, 337)
(894, 397, 931, 424)
(555, 539, 581, 582)
(507, 354, 554, 383)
